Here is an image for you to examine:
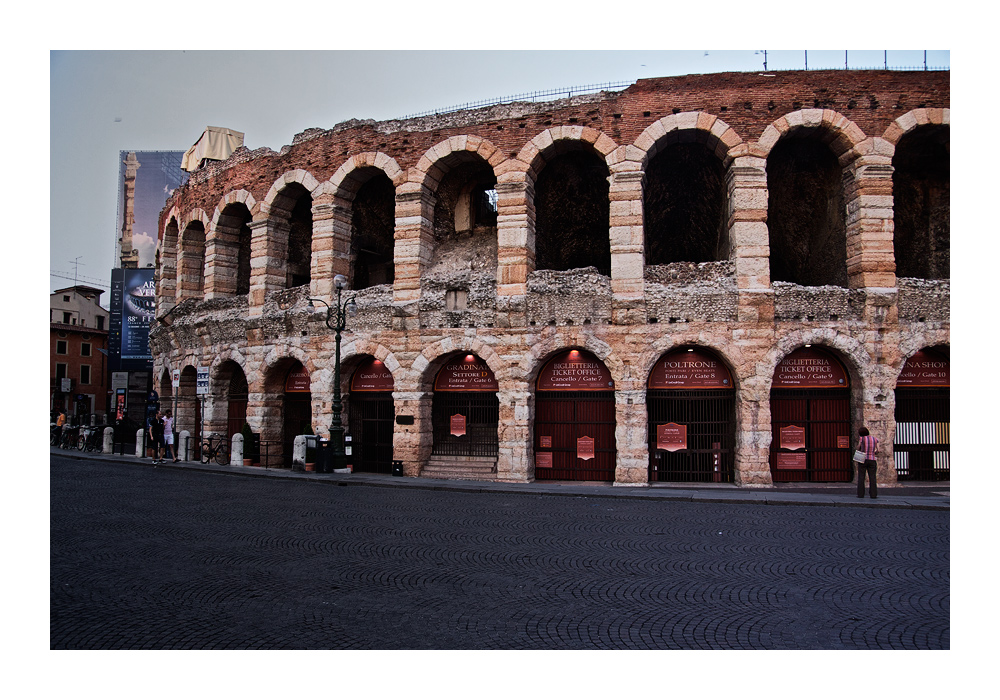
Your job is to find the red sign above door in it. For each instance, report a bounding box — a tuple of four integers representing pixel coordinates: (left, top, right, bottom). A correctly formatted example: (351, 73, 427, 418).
(285, 366, 311, 393)
(649, 348, 733, 389)
(351, 358, 395, 392)
(896, 350, 950, 387)
(772, 347, 849, 388)
(434, 355, 498, 392)
(537, 349, 614, 392)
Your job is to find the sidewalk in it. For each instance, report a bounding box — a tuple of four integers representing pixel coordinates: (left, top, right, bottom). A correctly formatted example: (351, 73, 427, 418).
(51, 447, 949, 511)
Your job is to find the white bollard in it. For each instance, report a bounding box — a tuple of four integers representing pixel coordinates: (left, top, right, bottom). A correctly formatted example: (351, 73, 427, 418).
(230, 433, 244, 465)
(292, 435, 306, 469)
(102, 427, 114, 454)
(179, 430, 190, 461)
(135, 429, 145, 458)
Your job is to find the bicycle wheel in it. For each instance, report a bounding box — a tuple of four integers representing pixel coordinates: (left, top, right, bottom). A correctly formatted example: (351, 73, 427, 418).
(51, 431, 58, 446)
(201, 444, 211, 464)
(215, 443, 229, 465)
(77, 434, 87, 451)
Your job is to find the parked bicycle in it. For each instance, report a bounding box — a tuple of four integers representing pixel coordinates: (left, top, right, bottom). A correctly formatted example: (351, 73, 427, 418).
(77, 424, 104, 452)
(201, 434, 230, 465)
(59, 425, 80, 450)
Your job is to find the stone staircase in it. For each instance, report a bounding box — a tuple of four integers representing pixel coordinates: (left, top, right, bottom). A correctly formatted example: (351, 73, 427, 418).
(421, 455, 498, 481)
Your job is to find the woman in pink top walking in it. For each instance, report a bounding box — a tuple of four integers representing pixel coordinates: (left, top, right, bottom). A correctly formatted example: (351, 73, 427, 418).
(856, 426, 879, 499)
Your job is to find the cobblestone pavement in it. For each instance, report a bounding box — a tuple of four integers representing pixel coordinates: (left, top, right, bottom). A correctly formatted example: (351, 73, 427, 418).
(50, 455, 949, 650)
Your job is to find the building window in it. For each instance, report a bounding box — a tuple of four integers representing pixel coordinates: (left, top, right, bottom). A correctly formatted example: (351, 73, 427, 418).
(55, 363, 67, 381)
(97, 316, 105, 330)
(81, 342, 91, 357)
(63, 295, 70, 301)
(56, 340, 68, 355)
(63, 312, 72, 324)
(80, 365, 91, 385)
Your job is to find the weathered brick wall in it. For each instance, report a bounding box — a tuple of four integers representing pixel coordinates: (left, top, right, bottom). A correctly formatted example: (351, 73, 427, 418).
(151, 69, 950, 488)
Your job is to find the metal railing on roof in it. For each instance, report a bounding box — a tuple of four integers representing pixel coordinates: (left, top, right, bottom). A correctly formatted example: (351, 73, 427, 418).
(400, 81, 634, 120)
(398, 63, 947, 122)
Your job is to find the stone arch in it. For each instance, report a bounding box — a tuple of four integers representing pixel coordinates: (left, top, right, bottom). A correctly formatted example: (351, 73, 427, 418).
(260, 169, 323, 215)
(521, 333, 626, 391)
(763, 331, 872, 395)
(412, 336, 509, 391)
(630, 111, 743, 169)
(177, 209, 210, 302)
(638, 334, 744, 393)
(761, 111, 867, 287)
(757, 109, 867, 162)
(207, 190, 257, 298)
(411, 135, 506, 193)
(881, 107, 950, 147)
(630, 113, 741, 266)
(327, 153, 404, 291)
(513, 127, 619, 277)
(157, 209, 181, 313)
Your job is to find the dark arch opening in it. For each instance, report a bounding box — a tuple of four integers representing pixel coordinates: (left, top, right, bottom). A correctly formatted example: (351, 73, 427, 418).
(893, 125, 949, 279)
(644, 143, 728, 265)
(535, 149, 611, 276)
(351, 172, 396, 289)
(767, 131, 847, 286)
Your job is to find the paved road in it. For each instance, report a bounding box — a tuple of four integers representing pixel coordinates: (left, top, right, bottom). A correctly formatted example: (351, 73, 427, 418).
(50, 455, 949, 650)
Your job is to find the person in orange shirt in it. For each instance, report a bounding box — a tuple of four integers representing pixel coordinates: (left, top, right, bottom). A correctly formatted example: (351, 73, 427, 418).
(55, 411, 66, 444)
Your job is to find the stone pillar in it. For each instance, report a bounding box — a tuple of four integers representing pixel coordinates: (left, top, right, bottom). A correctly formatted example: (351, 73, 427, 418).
(392, 186, 436, 330)
(392, 391, 432, 477)
(176, 226, 206, 303)
(497, 388, 532, 482)
(733, 377, 774, 487)
(311, 198, 351, 301)
(156, 225, 178, 317)
(844, 142, 896, 289)
(728, 153, 774, 324)
(608, 170, 646, 325)
(495, 179, 534, 309)
(614, 389, 648, 485)
(204, 215, 239, 299)
(102, 427, 114, 454)
(247, 218, 276, 316)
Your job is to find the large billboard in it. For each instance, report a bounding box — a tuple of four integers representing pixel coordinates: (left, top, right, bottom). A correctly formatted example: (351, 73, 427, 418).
(116, 150, 188, 268)
(109, 268, 155, 371)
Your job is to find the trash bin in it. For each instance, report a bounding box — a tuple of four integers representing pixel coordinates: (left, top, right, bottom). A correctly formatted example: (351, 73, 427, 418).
(316, 438, 331, 473)
(392, 460, 404, 476)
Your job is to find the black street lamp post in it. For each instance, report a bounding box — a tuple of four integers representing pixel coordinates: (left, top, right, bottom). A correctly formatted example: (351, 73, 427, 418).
(307, 275, 356, 472)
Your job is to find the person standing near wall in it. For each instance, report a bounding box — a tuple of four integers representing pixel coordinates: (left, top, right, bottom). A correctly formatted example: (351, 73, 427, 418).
(856, 426, 879, 499)
(163, 410, 176, 462)
(149, 410, 165, 464)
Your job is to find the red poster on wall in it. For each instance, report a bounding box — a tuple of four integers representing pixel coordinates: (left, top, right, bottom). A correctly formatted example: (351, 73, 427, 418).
(450, 413, 467, 437)
(537, 350, 614, 392)
(351, 358, 394, 392)
(539, 436, 552, 448)
(649, 348, 733, 389)
(773, 347, 849, 388)
(780, 425, 806, 451)
(896, 350, 950, 387)
(536, 452, 553, 469)
(577, 436, 595, 461)
(435, 355, 498, 392)
(776, 453, 807, 470)
(656, 423, 687, 452)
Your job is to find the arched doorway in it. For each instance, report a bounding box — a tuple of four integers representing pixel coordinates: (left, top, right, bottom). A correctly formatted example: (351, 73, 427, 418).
(216, 361, 248, 441)
(177, 366, 201, 460)
(432, 354, 499, 459)
(770, 346, 852, 482)
(348, 357, 395, 474)
(647, 347, 735, 483)
(534, 349, 616, 482)
(283, 363, 312, 468)
(894, 348, 949, 481)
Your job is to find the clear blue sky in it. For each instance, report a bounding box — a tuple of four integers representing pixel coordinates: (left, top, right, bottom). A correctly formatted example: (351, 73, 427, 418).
(49, 48, 949, 297)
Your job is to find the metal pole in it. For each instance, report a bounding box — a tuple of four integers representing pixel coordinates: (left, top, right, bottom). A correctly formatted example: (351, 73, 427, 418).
(330, 283, 346, 472)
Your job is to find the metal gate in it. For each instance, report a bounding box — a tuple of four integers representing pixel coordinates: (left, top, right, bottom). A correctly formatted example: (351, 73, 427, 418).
(894, 388, 949, 481)
(283, 393, 312, 468)
(770, 389, 852, 482)
(535, 391, 616, 481)
(432, 393, 499, 457)
(349, 392, 395, 474)
(648, 389, 735, 482)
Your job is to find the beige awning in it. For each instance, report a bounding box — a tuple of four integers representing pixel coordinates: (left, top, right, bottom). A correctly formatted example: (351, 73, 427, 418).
(181, 127, 245, 172)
